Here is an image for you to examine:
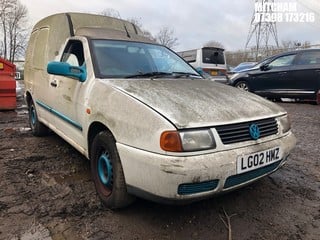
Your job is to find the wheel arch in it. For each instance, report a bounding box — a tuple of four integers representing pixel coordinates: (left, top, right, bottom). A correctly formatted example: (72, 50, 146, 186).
(233, 78, 246, 87)
(87, 121, 115, 160)
(25, 91, 33, 106)
(234, 78, 251, 92)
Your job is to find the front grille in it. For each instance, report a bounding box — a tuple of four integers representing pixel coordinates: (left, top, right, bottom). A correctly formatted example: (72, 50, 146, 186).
(216, 118, 278, 144)
(178, 180, 219, 195)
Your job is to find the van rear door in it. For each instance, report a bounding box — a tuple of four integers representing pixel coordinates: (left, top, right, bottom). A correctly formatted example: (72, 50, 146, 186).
(201, 47, 226, 76)
(28, 28, 57, 126)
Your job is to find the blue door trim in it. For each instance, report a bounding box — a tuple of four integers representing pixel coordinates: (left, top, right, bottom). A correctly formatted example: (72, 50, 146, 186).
(36, 100, 83, 131)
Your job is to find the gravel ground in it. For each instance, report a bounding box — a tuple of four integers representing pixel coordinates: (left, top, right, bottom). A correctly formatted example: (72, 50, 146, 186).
(0, 85, 319, 240)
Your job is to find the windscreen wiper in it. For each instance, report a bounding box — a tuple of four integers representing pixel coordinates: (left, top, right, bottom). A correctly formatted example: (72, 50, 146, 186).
(171, 72, 202, 78)
(125, 72, 172, 79)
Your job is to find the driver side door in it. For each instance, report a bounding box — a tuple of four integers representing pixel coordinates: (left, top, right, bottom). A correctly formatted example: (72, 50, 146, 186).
(48, 40, 87, 143)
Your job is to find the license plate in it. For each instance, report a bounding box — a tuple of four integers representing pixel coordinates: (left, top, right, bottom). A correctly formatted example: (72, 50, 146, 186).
(210, 70, 218, 76)
(237, 147, 282, 174)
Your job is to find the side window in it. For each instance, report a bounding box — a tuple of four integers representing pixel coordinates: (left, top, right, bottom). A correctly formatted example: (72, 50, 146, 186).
(61, 40, 84, 67)
(296, 51, 320, 65)
(269, 54, 296, 68)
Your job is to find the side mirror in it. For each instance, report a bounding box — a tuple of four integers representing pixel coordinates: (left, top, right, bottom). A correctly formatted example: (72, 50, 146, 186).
(260, 64, 271, 71)
(47, 61, 87, 82)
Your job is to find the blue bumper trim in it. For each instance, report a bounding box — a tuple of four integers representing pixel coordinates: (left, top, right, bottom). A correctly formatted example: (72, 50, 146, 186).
(36, 100, 83, 131)
(178, 179, 219, 195)
(224, 160, 281, 189)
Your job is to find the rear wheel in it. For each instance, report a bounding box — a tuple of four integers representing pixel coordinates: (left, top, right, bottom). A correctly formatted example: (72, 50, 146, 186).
(91, 131, 135, 209)
(235, 81, 250, 91)
(28, 100, 49, 136)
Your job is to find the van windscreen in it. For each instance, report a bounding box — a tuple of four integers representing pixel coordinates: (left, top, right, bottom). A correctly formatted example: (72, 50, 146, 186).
(202, 48, 225, 64)
(91, 40, 201, 79)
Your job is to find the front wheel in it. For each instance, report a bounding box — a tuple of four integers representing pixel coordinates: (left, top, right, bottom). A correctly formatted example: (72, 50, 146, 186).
(28, 100, 49, 136)
(235, 81, 250, 92)
(91, 131, 135, 209)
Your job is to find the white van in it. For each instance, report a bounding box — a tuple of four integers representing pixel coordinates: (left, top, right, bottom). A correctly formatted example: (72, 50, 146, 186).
(178, 47, 228, 83)
(24, 13, 295, 208)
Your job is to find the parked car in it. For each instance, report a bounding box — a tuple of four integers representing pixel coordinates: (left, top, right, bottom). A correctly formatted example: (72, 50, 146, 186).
(228, 49, 320, 104)
(24, 13, 296, 208)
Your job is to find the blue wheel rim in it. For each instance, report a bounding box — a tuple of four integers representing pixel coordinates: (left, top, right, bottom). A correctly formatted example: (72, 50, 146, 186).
(98, 153, 113, 187)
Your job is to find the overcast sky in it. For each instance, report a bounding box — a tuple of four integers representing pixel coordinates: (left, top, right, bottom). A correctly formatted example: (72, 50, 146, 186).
(20, 0, 320, 51)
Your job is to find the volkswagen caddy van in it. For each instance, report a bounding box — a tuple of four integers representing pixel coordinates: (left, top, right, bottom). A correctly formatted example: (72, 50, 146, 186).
(24, 13, 296, 208)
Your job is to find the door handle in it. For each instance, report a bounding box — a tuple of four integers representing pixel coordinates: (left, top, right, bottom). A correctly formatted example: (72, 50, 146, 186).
(50, 81, 57, 87)
(278, 72, 287, 74)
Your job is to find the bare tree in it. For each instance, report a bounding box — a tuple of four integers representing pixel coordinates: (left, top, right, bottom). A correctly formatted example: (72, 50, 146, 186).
(127, 19, 179, 47)
(127, 17, 156, 41)
(8, 1, 28, 62)
(0, 0, 15, 60)
(204, 40, 225, 49)
(127, 17, 142, 29)
(155, 26, 179, 49)
(100, 11, 179, 48)
(281, 40, 311, 51)
(0, 0, 28, 62)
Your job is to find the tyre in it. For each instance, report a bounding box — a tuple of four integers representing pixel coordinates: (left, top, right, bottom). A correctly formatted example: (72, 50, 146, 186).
(29, 100, 49, 136)
(235, 81, 250, 91)
(91, 131, 135, 209)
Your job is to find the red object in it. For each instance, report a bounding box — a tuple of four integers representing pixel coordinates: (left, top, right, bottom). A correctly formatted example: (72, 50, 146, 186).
(0, 58, 16, 110)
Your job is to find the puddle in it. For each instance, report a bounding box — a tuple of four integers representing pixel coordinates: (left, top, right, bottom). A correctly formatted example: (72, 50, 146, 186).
(18, 127, 31, 132)
(16, 104, 28, 115)
(42, 170, 91, 186)
(2, 127, 31, 134)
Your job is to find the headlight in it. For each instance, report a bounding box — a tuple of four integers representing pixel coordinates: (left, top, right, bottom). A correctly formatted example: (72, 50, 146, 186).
(180, 130, 216, 151)
(279, 114, 291, 134)
(160, 129, 216, 152)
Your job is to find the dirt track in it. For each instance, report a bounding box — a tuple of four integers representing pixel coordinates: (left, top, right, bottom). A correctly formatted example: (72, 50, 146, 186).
(0, 85, 319, 240)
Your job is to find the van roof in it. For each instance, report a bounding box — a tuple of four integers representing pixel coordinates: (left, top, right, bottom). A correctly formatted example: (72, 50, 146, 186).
(76, 27, 155, 43)
(29, 12, 154, 63)
(32, 12, 142, 37)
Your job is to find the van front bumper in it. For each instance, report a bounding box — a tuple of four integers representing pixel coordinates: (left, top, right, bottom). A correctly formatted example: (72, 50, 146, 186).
(117, 132, 296, 203)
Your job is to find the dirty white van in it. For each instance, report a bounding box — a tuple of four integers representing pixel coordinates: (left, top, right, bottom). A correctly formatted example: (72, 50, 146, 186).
(24, 13, 296, 208)
(178, 47, 228, 83)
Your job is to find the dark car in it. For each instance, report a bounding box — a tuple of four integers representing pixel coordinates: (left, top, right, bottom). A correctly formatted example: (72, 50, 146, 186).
(228, 49, 320, 104)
